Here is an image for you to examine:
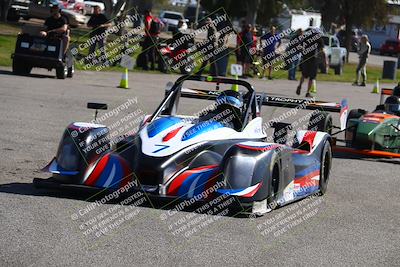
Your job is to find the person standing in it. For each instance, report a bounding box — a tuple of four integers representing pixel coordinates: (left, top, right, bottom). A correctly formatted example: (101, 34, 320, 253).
(353, 35, 371, 87)
(296, 28, 324, 97)
(235, 24, 253, 77)
(142, 9, 162, 70)
(196, 17, 218, 75)
(287, 29, 303, 80)
(235, 24, 245, 67)
(87, 6, 111, 64)
(260, 26, 281, 80)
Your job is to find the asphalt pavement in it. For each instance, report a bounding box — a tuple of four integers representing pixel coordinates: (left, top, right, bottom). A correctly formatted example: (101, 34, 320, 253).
(0, 67, 399, 266)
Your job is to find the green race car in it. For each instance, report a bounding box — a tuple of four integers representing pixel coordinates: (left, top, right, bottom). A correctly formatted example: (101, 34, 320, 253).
(334, 85, 400, 158)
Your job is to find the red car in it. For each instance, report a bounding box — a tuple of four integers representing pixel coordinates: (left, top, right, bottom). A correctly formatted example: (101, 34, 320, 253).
(59, 0, 85, 15)
(380, 39, 400, 56)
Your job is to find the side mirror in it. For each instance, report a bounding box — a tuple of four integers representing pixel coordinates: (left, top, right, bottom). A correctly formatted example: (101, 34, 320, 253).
(87, 102, 108, 110)
(87, 102, 107, 120)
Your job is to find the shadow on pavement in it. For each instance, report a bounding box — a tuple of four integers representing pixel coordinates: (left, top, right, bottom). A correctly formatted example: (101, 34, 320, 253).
(333, 152, 400, 164)
(0, 182, 251, 218)
(0, 69, 55, 79)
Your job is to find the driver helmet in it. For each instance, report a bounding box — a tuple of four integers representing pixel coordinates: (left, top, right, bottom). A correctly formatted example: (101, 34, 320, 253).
(393, 83, 400, 97)
(384, 96, 400, 114)
(216, 90, 243, 111)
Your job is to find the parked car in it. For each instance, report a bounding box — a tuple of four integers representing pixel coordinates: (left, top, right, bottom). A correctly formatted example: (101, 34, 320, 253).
(169, 0, 196, 6)
(27, 0, 86, 27)
(59, 0, 85, 14)
(159, 11, 187, 32)
(380, 39, 400, 56)
(83, 0, 105, 15)
(320, 34, 347, 75)
(7, 0, 30, 21)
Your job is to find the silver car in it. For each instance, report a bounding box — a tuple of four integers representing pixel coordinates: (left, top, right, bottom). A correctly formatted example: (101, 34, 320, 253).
(27, 0, 87, 27)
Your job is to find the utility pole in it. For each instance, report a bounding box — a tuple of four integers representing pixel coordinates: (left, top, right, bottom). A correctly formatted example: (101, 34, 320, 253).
(194, 0, 200, 27)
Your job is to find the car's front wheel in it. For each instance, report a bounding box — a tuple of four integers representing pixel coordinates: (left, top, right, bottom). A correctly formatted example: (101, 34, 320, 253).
(319, 140, 332, 195)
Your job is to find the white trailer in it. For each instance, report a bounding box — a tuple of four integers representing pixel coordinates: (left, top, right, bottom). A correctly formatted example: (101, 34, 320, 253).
(277, 9, 322, 31)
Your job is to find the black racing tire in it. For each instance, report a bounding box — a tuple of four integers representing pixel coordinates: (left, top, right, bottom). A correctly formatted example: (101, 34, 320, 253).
(67, 65, 74, 78)
(319, 140, 332, 195)
(56, 65, 68, 79)
(269, 162, 280, 201)
(346, 109, 366, 125)
(308, 112, 333, 135)
(345, 109, 366, 146)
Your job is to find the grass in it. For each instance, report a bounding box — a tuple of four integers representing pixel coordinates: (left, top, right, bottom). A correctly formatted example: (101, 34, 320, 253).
(1, 20, 399, 84)
(0, 35, 16, 66)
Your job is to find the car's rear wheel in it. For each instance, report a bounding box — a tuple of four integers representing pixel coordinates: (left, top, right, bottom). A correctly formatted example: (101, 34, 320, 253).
(56, 65, 68, 79)
(345, 109, 367, 146)
(347, 109, 366, 124)
(308, 112, 333, 135)
(319, 140, 332, 195)
(67, 65, 74, 78)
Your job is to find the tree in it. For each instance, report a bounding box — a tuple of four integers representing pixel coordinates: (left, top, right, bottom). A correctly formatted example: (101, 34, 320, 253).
(1, 0, 12, 22)
(308, 0, 392, 61)
(244, 0, 260, 25)
(201, 0, 303, 26)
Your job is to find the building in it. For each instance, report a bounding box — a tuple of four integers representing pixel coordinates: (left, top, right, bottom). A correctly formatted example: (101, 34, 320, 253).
(363, 0, 400, 50)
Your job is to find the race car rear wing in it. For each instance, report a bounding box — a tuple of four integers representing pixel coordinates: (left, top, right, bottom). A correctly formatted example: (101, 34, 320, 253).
(260, 95, 344, 113)
(260, 95, 349, 131)
(180, 87, 344, 111)
(178, 87, 349, 130)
